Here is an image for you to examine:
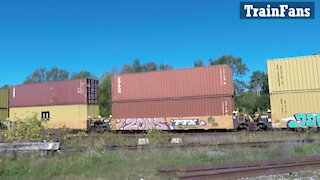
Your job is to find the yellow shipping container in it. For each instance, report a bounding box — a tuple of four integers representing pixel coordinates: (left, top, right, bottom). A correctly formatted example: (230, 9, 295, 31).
(267, 55, 320, 93)
(0, 109, 8, 121)
(0, 88, 9, 109)
(9, 104, 99, 129)
(270, 91, 320, 128)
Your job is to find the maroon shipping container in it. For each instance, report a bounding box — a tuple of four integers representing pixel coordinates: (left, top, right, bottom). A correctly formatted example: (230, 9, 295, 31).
(10, 79, 98, 107)
(112, 65, 233, 102)
(112, 96, 234, 118)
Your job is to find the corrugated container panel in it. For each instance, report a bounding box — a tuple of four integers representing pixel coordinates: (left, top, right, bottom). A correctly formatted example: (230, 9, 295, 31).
(10, 79, 98, 107)
(270, 91, 320, 127)
(112, 96, 234, 118)
(0, 109, 8, 121)
(112, 65, 233, 102)
(9, 104, 99, 129)
(267, 55, 320, 93)
(0, 88, 9, 109)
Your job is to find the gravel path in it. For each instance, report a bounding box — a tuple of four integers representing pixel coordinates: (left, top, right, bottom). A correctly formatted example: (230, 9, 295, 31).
(240, 171, 320, 180)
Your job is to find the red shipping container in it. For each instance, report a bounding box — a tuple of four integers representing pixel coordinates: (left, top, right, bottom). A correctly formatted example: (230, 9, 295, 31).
(10, 79, 98, 107)
(112, 65, 233, 102)
(112, 96, 234, 118)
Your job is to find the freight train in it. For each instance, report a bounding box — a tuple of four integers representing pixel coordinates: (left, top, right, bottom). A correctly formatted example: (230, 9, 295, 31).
(0, 54, 319, 132)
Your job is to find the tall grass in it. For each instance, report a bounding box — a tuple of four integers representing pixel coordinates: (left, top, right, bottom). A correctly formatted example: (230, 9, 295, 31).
(1, 142, 320, 180)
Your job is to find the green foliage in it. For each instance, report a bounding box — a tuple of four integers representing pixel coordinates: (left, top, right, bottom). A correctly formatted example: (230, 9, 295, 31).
(249, 71, 269, 94)
(235, 92, 270, 114)
(1, 84, 9, 88)
(234, 69, 270, 114)
(24, 67, 69, 84)
(45, 67, 69, 82)
(209, 55, 249, 77)
(2, 142, 320, 179)
(3, 115, 47, 141)
(147, 129, 166, 144)
(71, 71, 97, 80)
(99, 72, 112, 117)
(234, 79, 248, 95)
(142, 62, 157, 72)
(121, 59, 173, 74)
(194, 60, 205, 67)
(306, 127, 318, 139)
(235, 92, 258, 114)
(158, 63, 173, 70)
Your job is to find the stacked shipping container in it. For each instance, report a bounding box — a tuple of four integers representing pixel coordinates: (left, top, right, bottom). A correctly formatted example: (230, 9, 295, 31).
(267, 55, 320, 128)
(9, 79, 99, 129)
(0, 88, 9, 121)
(112, 65, 234, 119)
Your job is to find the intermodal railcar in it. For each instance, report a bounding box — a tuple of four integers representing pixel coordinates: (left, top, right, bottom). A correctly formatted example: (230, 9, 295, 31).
(0, 55, 319, 132)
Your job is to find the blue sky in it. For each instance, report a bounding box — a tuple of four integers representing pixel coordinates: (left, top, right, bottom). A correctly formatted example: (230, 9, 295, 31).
(0, 0, 319, 86)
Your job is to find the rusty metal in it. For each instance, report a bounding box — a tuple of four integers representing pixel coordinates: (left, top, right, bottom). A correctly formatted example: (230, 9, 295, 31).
(158, 156, 320, 180)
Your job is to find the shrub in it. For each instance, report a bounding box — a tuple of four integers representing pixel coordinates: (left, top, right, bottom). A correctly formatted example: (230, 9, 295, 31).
(3, 114, 47, 141)
(147, 129, 166, 144)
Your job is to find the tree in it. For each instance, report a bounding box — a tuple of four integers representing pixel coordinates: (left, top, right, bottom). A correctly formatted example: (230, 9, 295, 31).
(45, 68, 69, 82)
(99, 72, 112, 117)
(142, 62, 157, 72)
(132, 59, 143, 72)
(194, 60, 205, 67)
(121, 64, 136, 74)
(249, 71, 269, 95)
(159, 63, 173, 70)
(1, 84, 9, 88)
(209, 55, 248, 76)
(121, 59, 173, 74)
(71, 71, 97, 80)
(235, 92, 259, 114)
(24, 67, 69, 84)
(24, 67, 48, 84)
(235, 70, 270, 114)
(234, 79, 248, 95)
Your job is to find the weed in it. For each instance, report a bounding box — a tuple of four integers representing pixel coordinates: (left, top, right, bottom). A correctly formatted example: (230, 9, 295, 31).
(2, 114, 47, 141)
(147, 129, 167, 144)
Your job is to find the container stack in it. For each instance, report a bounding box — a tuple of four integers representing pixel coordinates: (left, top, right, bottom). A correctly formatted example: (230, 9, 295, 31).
(0, 88, 9, 121)
(267, 55, 320, 127)
(9, 79, 99, 129)
(111, 65, 234, 118)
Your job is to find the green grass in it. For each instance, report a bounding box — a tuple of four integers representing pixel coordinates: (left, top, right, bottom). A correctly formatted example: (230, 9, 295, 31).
(1, 130, 320, 180)
(1, 142, 320, 180)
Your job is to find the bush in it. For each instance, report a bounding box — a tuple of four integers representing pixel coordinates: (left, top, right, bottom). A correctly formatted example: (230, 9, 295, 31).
(3, 114, 47, 141)
(147, 129, 166, 144)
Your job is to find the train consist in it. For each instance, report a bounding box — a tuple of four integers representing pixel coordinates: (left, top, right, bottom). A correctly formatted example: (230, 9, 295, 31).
(0, 54, 319, 131)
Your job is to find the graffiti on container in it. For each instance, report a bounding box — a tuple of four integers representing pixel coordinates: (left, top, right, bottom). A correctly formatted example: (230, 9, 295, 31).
(119, 118, 172, 130)
(170, 119, 206, 127)
(208, 116, 218, 127)
(287, 113, 320, 128)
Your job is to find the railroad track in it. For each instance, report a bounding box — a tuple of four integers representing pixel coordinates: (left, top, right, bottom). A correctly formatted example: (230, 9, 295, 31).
(59, 139, 316, 153)
(48, 130, 303, 141)
(157, 156, 320, 180)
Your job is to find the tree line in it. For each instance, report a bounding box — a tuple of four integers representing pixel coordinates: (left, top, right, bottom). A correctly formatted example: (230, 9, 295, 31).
(12, 56, 270, 117)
